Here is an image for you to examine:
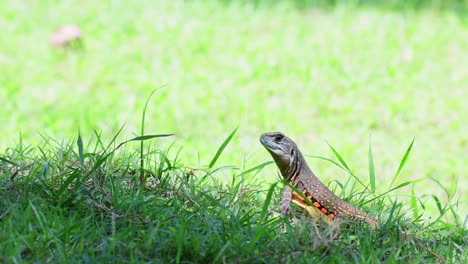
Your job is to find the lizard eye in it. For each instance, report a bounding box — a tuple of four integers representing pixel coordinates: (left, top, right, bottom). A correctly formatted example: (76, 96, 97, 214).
(274, 134, 284, 142)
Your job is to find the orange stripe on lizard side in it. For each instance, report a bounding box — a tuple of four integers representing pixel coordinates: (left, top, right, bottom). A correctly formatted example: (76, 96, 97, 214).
(303, 189, 336, 219)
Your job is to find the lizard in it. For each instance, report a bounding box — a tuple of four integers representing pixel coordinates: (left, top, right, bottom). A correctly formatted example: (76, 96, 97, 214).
(260, 131, 445, 261)
(260, 131, 380, 229)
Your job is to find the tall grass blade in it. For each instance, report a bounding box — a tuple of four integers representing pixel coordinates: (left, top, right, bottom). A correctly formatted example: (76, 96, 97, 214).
(93, 130, 104, 151)
(368, 136, 376, 193)
(145, 150, 174, 171)
(236, 161, 273, 177)
(308, 155, 368, 192)
(202, 165, 238, 182)
(390, 138, 415, 188)
(429, 177, 463, 225)
(57, 169, 82, 197)
(309, 155, 345, 170)
(176, 225, 185, 264)
(288, 183, 312, 206)
(362, 179, 423, 205)
(140, 87, 166, 186)
(115, 134, 175, 151)
(385, 199, 399, 226)
(324, 142, 375, 194)
(208, 127, 238, 169)
(430, 195, 443, 215)
(260, 182, 278, 221)
(326, 141, 351, 171)
(77, 132, 84, 165)
(104, 124, 125, 154)
(410, 186, 419, 219)
(0, 156, 19, 167)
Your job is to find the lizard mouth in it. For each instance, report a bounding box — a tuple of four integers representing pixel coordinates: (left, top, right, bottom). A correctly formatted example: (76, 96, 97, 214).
(259, 135, 284, 154)
(259, 135, 275, 149)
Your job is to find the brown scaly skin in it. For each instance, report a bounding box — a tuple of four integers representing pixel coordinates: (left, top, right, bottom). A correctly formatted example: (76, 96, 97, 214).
(260, 131, 380, 229)
(260, 132, 445, 262)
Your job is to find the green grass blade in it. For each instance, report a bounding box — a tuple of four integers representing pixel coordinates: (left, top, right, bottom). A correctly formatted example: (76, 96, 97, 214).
(93, 130, 104, 152)
(308, 155, 368, 192)
(115, 134, 175, 151)
(131, 134, 175, 142)
(362, 178, 423, 205)
(0, 156, 20, 167)
(213, 241, 231, 263)
(368, 136, 376, 193)
(175, 225, 185, 264)
(202, 165, 239, 182)
(208, 127, 238, 169)
(77, 132, 84, 165)
(430, 195, 444, 215)
(326, 141, 351, 171)
(410, 186, 419, 220)
(260, 182, 278, 221)
(385, 199, 399, 226)
(145, 150, 175, 171)
(140, 87, 164, 186)
(390, 138, 415, 188)
(236, 161, 273, 177)
(308, 155, 346, 171)
(288, 182, 312, 206)
(140, 88, 164, 138)
(57, 169, 82, 200)
(104, 124, 126, 154)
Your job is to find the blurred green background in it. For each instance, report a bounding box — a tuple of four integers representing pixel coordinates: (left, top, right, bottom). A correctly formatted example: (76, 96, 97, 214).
(1, 0, 466, 223)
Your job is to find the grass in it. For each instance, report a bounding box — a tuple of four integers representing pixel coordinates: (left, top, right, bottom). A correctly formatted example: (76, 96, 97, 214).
(1, 0, 467, 262)
(0, 129, 466, 263)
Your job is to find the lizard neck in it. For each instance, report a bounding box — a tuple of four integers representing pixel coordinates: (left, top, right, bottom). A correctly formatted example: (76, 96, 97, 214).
(278, 146, 308, 183)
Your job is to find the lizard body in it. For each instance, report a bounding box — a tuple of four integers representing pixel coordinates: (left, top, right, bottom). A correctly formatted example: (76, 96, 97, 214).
(260, 131, 444, 261)
(260, 131, 380, 229)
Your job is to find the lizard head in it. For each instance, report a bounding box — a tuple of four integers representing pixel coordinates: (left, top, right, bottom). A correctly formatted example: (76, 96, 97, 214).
(260, 132, 300, 178)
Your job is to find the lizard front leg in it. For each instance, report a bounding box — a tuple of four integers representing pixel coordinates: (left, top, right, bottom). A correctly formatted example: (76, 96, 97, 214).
(280, 186, 293, 216)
